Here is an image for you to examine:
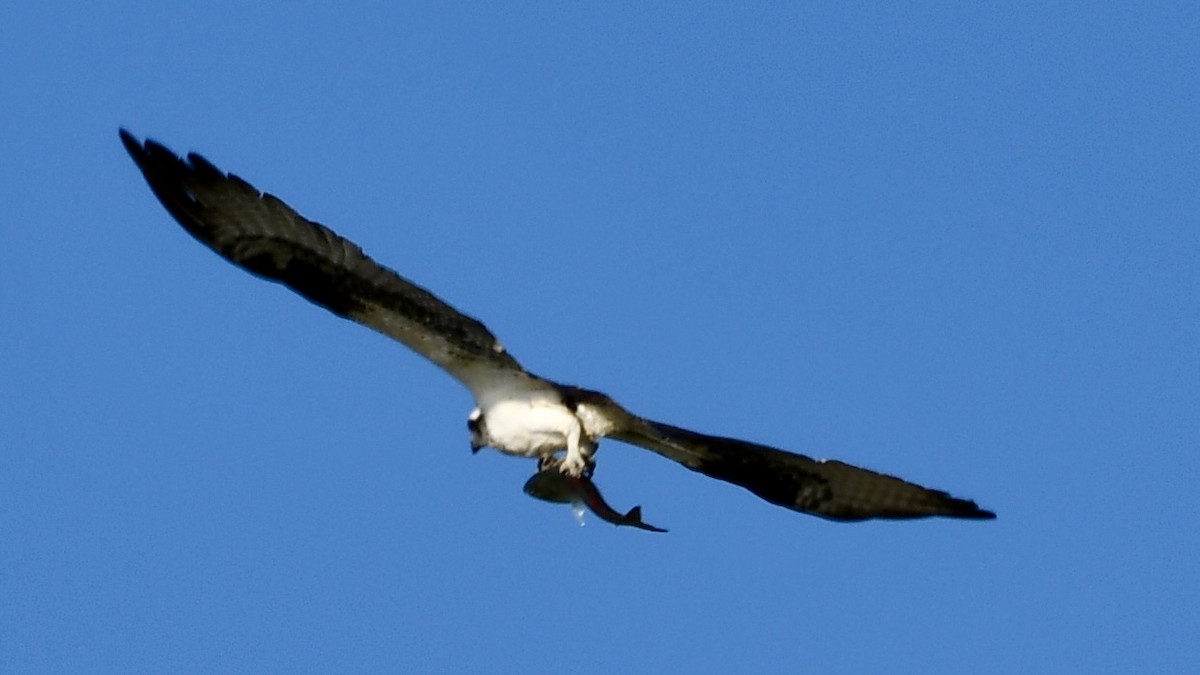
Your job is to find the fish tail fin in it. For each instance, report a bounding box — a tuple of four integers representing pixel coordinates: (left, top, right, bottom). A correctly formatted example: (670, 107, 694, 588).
(623, 506, 668, 533)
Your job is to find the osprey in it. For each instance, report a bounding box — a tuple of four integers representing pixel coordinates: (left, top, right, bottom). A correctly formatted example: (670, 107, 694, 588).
(120, 130, 996, 523)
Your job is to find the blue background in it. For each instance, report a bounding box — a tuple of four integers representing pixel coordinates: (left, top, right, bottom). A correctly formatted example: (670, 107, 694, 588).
(2, 3, 1196, 672)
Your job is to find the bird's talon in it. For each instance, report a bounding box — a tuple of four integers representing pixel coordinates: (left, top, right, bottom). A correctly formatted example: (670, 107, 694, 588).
(558, 455, 590, 478)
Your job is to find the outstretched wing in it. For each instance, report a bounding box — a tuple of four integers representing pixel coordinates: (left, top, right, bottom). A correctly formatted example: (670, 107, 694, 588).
(120, 130, 524, 397)
(607, 411, 994, 521)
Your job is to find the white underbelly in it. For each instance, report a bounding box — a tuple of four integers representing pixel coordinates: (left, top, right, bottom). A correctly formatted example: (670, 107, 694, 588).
(482, 398, 577, 457)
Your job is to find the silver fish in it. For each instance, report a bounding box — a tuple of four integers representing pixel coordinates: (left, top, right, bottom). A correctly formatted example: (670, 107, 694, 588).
(524, 461, 667, 533)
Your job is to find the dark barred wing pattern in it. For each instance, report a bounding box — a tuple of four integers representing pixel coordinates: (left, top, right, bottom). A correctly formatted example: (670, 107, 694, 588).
(613, 417, 995, 521)
(120, 130, 523, 394)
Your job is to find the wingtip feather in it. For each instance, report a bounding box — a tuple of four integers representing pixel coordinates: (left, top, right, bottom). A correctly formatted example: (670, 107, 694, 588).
(954, 503, 997, 520)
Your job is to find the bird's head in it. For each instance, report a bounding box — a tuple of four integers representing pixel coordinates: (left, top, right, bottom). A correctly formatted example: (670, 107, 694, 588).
(467, 407, 486, 454)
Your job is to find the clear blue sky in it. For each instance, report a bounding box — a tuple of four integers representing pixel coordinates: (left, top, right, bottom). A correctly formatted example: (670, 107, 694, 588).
(2, 3, 1196, 673)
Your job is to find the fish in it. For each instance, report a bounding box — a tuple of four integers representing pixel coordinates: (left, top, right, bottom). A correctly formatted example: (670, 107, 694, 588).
(523, 460, 668, 533)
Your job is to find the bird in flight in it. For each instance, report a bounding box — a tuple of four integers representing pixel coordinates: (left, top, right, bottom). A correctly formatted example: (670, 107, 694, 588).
(120, 129, 995, 525)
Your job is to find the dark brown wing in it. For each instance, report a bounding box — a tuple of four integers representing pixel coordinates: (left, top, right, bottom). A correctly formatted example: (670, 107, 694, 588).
(610, 415, 995, 521)
(120, 130, 525, 398)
